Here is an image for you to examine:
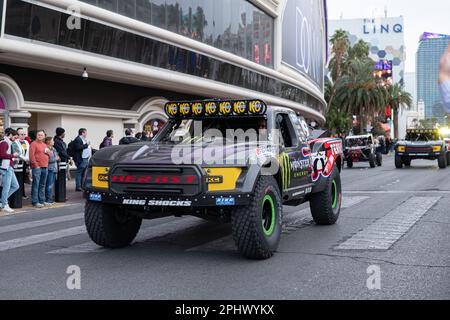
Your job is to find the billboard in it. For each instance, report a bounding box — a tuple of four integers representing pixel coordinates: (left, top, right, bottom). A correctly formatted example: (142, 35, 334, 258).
(281, 0, 326, 91)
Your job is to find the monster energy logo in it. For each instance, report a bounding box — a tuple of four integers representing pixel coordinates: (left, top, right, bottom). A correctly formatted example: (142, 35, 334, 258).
(279, 152, 291, 192)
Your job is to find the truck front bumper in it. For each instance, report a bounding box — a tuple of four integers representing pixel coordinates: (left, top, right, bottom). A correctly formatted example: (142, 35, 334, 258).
(84, 190, 252, 209)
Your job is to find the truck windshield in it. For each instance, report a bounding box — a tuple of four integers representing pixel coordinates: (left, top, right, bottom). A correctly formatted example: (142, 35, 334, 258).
(346, 138, 369, 147)
(156, 117, 267, 145)
(405, 131, 440, 142)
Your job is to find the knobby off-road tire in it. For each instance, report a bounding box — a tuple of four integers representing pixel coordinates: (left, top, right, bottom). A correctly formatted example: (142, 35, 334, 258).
(85, 202, 142, 248)
(438, 153, 447, 169)
(369, 153, 376, 168)
(231, 176, 282, 260)
(395, 155, 403, 169)
(309, 165, 342, 226)
(376, 152, 383, 167)
(347, 159, 353, 168)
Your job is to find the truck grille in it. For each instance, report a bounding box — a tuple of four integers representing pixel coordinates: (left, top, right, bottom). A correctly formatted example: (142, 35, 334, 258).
(406, 146, 432, 153)
(109, 165, 202, 197)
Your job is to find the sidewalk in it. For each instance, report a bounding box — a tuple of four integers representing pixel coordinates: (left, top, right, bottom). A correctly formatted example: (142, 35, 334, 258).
(0, 175, 84, 217)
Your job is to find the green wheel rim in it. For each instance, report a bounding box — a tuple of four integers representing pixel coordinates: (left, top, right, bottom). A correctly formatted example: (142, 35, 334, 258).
(331, 180, 338, 209)
(262, 195, 276, 236)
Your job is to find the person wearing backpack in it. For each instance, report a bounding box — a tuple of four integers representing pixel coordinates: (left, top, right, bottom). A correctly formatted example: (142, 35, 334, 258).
(72, 128, 91, 191)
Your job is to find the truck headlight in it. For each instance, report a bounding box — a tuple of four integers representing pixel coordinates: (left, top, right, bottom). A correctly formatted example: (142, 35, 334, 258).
(433, 146, 442, 152)
(92, 167, 110, 189)
(397, 146, 406, 152)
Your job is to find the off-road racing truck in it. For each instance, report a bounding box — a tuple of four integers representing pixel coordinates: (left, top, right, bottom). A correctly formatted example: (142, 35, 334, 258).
(83, 99, 344, 259)
(344, 134, 383, 168)
(395, 128, 450, 169)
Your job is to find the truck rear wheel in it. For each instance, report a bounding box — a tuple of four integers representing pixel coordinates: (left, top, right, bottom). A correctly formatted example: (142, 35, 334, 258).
(85, 202, 142, 248)
(438, 153, 447, 169)
(347, 159, 353, 168)
(369, 153, 376, 168)
(231, 176, 282, 260)
(309, 165, 342, 225)
(395, 155, 403, 169)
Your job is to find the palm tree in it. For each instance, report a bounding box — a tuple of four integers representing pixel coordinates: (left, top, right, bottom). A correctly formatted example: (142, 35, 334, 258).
(328, 30, 350, 109)
(329, 29, 350, 81)
(387, 84, 413, 139)
(335, 59, 387, 133)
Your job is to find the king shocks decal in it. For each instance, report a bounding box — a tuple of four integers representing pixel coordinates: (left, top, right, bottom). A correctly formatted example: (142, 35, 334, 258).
(122, 199, 192, 207)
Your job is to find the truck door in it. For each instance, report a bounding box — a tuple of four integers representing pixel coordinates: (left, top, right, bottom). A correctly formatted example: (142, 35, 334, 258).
(274, 112, 311, 198)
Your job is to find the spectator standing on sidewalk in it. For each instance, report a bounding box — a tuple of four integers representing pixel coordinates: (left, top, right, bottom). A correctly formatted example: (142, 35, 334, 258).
(44, 137, 59, 206)
(73, 128, 91, 191)
(29, 130, 51, 208)
(12, 128, 30, 200)
(54, 128, 71, 164)
(119, 129, 140, 145)
(0, 129, 20, 213)
(100, 130, 114, 149)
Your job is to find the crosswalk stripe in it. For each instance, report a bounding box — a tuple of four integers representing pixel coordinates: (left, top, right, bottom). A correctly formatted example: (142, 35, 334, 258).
(47, 217, 204, 254)
(188, 196, 370, 252)
(336, 196, 440, 250)
(0, 196, 370, 254)
(0, 213, 83, 235)
(0, 226, 86, 252)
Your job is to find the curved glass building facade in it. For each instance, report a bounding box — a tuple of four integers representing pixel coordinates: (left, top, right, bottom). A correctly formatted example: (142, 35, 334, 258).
(0, 0, 328, 147)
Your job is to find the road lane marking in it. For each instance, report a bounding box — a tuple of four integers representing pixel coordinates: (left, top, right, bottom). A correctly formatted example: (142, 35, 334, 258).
(47, 217, 204, 254)
(0, 226, 86, 252)
(345, 190, 450, 194)
(0, 213, 83, 235)
(188, 196, 370, 252)
(336, 197, 440, 250)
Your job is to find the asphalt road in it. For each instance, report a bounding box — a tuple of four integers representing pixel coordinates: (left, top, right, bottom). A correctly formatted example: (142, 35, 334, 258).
(0, 155, 449, 300)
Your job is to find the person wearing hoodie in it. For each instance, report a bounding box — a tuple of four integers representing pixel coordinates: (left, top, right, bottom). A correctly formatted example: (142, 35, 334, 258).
(119, 129, 139, 145)
(100, 130, 114, 149)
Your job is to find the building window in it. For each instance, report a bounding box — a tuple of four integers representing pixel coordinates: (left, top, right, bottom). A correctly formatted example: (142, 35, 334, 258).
(78, 0, 274, 68)
(3, 1, 324, 114)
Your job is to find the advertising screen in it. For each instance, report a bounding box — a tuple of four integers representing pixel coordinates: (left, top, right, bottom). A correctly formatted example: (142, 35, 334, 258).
(281, 0, 327, 91)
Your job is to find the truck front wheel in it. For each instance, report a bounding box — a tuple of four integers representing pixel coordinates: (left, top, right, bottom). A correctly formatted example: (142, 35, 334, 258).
(395, 155, 403, 169)
(309, 165, 342, 225)
(231, 176, 282, 260)
(369, 153, 376, 168)
(438, 153, 447, 169)
(85, 202, 142, 248)
(376, 152, 383, 166)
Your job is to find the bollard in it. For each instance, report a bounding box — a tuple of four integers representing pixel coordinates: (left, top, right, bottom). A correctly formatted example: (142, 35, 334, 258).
(9, 163, 24, 209)
(55, 162, 67, 203)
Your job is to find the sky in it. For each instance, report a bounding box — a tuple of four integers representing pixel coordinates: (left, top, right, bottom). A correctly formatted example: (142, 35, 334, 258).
(327, 0, 450, 72)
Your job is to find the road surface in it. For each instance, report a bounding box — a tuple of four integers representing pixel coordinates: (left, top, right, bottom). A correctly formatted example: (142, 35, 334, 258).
(0, 156, 449, 299)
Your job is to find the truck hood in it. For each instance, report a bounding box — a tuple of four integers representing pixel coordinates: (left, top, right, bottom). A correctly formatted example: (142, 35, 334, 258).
(90, 142, 267, 167)
(399, 141, 442, 146)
